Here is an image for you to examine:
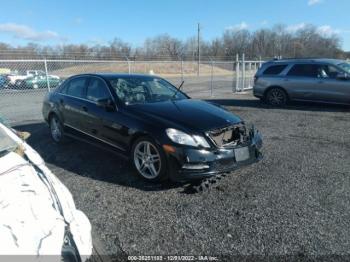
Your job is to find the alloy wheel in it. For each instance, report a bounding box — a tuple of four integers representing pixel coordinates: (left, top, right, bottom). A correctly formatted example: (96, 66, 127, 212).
(133, 141, 161, 179)
(267, 88, 286, 106)
(50, 116, 62, 142)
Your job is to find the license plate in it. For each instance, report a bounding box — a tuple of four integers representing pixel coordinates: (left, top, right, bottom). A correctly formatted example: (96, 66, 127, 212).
(234, 147, 250, 162)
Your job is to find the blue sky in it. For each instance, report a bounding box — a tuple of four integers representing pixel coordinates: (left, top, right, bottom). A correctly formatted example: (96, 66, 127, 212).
(0, 0, 349, 50)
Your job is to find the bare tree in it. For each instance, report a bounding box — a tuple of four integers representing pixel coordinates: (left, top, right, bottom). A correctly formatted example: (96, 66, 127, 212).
(0, 23, 345, 60)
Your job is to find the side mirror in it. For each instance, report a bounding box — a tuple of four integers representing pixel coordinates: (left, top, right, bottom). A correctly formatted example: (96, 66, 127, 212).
(96, 98, 115, 111)
(336, 72, 350, 80)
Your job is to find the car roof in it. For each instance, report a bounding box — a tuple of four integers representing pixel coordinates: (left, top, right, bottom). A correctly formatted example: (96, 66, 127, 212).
(70, 73, 161, 80)
(265, 58, 345, 65)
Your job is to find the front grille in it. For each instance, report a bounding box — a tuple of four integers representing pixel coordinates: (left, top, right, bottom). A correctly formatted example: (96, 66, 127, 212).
(207, 123, 250, 148)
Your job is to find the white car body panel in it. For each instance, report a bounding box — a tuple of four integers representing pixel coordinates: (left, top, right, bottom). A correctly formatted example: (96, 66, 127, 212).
(8, 75, 27, 84)
(0, 123, 92, 260)
(8, 71, 60, 84)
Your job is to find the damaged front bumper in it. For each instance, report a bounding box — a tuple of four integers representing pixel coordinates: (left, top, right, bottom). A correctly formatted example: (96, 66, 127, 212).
(167, 128, 263, 182)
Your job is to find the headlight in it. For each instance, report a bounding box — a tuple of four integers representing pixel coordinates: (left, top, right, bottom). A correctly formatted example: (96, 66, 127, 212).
(166, 128, 210, 148)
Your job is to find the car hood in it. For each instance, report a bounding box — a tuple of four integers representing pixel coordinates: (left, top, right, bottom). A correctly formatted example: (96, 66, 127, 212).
(128, 99, 242, 132)
(0, 123, 92, 259)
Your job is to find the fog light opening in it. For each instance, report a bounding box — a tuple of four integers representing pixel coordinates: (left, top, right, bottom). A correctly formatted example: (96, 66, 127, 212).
(182, 163, 210, 170)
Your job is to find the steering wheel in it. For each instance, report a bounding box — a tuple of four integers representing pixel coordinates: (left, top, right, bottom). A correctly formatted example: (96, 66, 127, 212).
(130, 90, 148, 103)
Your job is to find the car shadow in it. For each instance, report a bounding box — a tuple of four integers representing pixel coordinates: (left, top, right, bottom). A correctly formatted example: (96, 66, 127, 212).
(13, 122, 185, 192)
(205, 98, 350, 112)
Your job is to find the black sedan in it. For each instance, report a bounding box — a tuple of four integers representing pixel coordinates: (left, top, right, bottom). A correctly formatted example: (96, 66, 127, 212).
(42, 74, 263, 182)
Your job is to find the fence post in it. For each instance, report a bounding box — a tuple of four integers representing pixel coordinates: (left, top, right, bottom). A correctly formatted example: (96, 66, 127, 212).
(259, 56, 262, 68)
(181, 59, 184, 82)
(235, 54, 239, 92)
(210, 59, 214, 97)
(242, 53, 245, 91)
(132, 58, 136, 74)
(125, 56, 131, 74)
(44, 59, 50, 92)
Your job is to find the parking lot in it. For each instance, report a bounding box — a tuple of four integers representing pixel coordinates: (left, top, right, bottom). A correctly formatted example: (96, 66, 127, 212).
(0, 75, 246, 124)
(10, 93, 350, 259)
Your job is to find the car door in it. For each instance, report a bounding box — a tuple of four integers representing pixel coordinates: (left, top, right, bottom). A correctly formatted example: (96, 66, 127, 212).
(57, 76, 89, 131)
(284, 63, 323, 101)
(83, 76, 126, 152)
(316, 64, 350, 104)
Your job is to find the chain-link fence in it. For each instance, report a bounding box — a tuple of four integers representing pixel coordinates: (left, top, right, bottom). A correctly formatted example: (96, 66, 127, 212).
(0, 56, 263, 124)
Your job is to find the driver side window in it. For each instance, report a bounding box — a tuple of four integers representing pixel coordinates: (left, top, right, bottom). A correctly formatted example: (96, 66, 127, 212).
(86, 77, 111, 102)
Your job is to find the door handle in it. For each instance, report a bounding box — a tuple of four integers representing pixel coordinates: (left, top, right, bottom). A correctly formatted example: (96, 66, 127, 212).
(81, 106, 88, 112)
(59, 99, 64, 105)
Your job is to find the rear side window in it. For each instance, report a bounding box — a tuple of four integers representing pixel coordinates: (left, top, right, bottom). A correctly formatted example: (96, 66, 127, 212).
(287, 64, 319, 77)
(65, 77, 87, 98)
(263, 65, 287, 75)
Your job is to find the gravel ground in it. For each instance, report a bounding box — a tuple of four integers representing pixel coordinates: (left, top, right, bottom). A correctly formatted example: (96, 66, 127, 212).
(12, 94, 350, 261)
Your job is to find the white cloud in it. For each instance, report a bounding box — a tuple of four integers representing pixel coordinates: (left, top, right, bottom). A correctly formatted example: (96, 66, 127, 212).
(286, 23, 341, 36)
(286, 23, 307, 32)
(0, 22, 66, 42)
(87, 38, 108, 46)
(317, 25, 340, 36)
(261, 20, 268, 26)
(226, 22, 249, 31)
(308, 0, 322, 6)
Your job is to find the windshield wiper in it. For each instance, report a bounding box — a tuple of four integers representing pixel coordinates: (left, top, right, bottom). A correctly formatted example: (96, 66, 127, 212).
(171, 80, 184, 100)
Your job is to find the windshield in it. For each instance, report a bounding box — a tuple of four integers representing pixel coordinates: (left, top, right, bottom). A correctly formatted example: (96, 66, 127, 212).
(108, 76, 187, 105)
(337, 62, 350, 73)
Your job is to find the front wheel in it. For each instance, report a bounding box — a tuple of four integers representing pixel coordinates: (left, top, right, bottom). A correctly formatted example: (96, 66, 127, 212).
(265, 88, 288, 106)
(131, 137, 167, 182)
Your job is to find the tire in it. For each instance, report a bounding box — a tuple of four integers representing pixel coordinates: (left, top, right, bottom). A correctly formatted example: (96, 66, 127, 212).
(15, 80, 25, 89)
(131, 137, 168, 182)
(265, 87, 288, 106)
(49, 114, 66, 144)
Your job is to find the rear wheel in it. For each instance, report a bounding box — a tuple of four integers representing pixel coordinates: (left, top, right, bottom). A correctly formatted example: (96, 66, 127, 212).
(131, 137, 167, 182)
(49, 114, 66, 144)
(265, 87, 288, 106)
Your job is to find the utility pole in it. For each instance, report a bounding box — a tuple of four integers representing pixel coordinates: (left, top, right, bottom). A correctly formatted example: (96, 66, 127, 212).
(197, 23, 200, 76)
